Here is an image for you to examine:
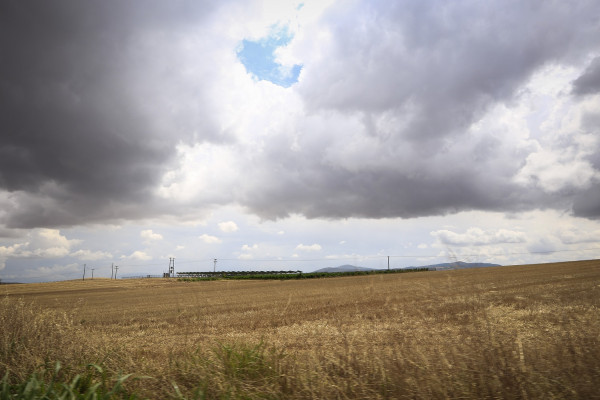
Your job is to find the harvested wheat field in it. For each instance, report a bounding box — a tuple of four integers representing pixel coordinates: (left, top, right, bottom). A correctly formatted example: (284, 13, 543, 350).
(2, 259, 600, 399)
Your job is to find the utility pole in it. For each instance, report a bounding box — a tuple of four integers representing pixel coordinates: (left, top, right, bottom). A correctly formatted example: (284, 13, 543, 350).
(111, 263, 114, 279)
(388, 256, 390, 270)
(91, 268, 95, 280)
(83, 264, 86, 281)
(114, 266, 119, 279)
(214, 258, 217, 273)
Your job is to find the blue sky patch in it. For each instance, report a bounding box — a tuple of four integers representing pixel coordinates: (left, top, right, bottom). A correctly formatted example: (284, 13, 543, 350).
(237, 26, 302, 87)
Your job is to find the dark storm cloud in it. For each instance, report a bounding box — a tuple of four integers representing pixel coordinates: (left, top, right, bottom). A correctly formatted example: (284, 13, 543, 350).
(0, 0, 218, 228)
(2, 0, 600, 229)
(300, 0, 599, 140)
(570, 111, 600, 219)
(241, 0, 600, 220)
(241, 141, 553, 221)
(572, 186, 600, 219)
(572, 57, 600, 96)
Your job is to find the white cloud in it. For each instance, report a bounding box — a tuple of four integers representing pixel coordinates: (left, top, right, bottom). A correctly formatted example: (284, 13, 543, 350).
(558, 228, 600, 245)
(141, 229, 163, 242)
(431, 228, 526, 247)
(219, 221, 239, 233)
(28, 263, 81, 280)
(0, 243, 25, 259)
(241, 244, 258, 251)
(156, 143, 241, 205)
(121, 251, 152, 261)
(199, 234, 222, 244)
(34, 228, 80, 248)
(70, 249, 113, 261)
(0, 229, 82, 271)
(515, 148, 599, 193)
(35, 246, 70, 258)
(325, 253, 361, 260)
(295, 243, 322, 252)
(527, 237, 561, 254)
(0, 229, 79, 260)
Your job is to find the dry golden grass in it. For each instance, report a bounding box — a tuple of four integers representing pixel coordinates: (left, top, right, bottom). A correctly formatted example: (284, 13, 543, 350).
(2, 259, 599, 398)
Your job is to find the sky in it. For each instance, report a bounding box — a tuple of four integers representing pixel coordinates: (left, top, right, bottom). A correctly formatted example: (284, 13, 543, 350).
(1, 0, 600, 283)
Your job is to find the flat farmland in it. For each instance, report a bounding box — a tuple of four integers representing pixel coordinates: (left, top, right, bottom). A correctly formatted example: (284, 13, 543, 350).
(2, 260, 599, 399)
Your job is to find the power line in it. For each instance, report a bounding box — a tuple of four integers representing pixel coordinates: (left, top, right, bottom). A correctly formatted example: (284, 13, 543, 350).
(388, 246, 600, 259)
(110, 246, 600, 268)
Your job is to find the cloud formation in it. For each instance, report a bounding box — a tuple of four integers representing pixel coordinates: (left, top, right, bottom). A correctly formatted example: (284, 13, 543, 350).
(432, 228, 526, 247)
(572, 57, 600, 96)
(0, 228, 93, 269)
(199, 234, 222, 244)
(0, 0, 599, 234)
(141, 230, 163, 243)
(0, 0, 221, 228)
(121, 251, 152, 261)
(218, 221, 239, 233)
(69, 249, 113, 261)
(296, 243, 322, 252)
(237, 0, 600, 220)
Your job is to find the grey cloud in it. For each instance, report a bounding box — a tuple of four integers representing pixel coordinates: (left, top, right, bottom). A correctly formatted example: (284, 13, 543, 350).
(431, 228, 526, 247)
(526, 237, 559, 254)
(570, 111, 600, 219)
(239, 0, 600, 220)
(558, 228, 600, 244)
(0, 228, 23, 239)
(2, 0, 600, 230)
(572, 57, 600, 96)
(0, 0, 220, 228)
(300, 0, 599, 141)
(235, 97, 562, 220)
(572, 186, 600, 219)
(240, 143, 551, 220)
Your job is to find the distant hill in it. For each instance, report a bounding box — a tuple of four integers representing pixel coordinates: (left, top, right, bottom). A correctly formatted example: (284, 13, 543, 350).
(313, 261, 501, 273)
(405, 261, 501, 270)
(313, 264, 374, 273)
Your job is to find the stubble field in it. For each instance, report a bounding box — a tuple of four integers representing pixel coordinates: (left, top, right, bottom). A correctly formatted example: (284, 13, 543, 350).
(2, 259, 599, 399)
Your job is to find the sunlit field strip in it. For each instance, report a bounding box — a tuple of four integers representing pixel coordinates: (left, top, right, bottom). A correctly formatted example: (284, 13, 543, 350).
(2, 259, 599, 398)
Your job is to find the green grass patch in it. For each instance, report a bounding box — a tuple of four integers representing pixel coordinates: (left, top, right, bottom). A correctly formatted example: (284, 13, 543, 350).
(0, 362, 139, 400)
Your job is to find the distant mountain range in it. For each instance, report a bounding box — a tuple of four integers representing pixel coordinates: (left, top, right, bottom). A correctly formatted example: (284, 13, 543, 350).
(313, 264, 374, 273)
(414, 261, 501, 270)
(312, 261, 501, 273)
